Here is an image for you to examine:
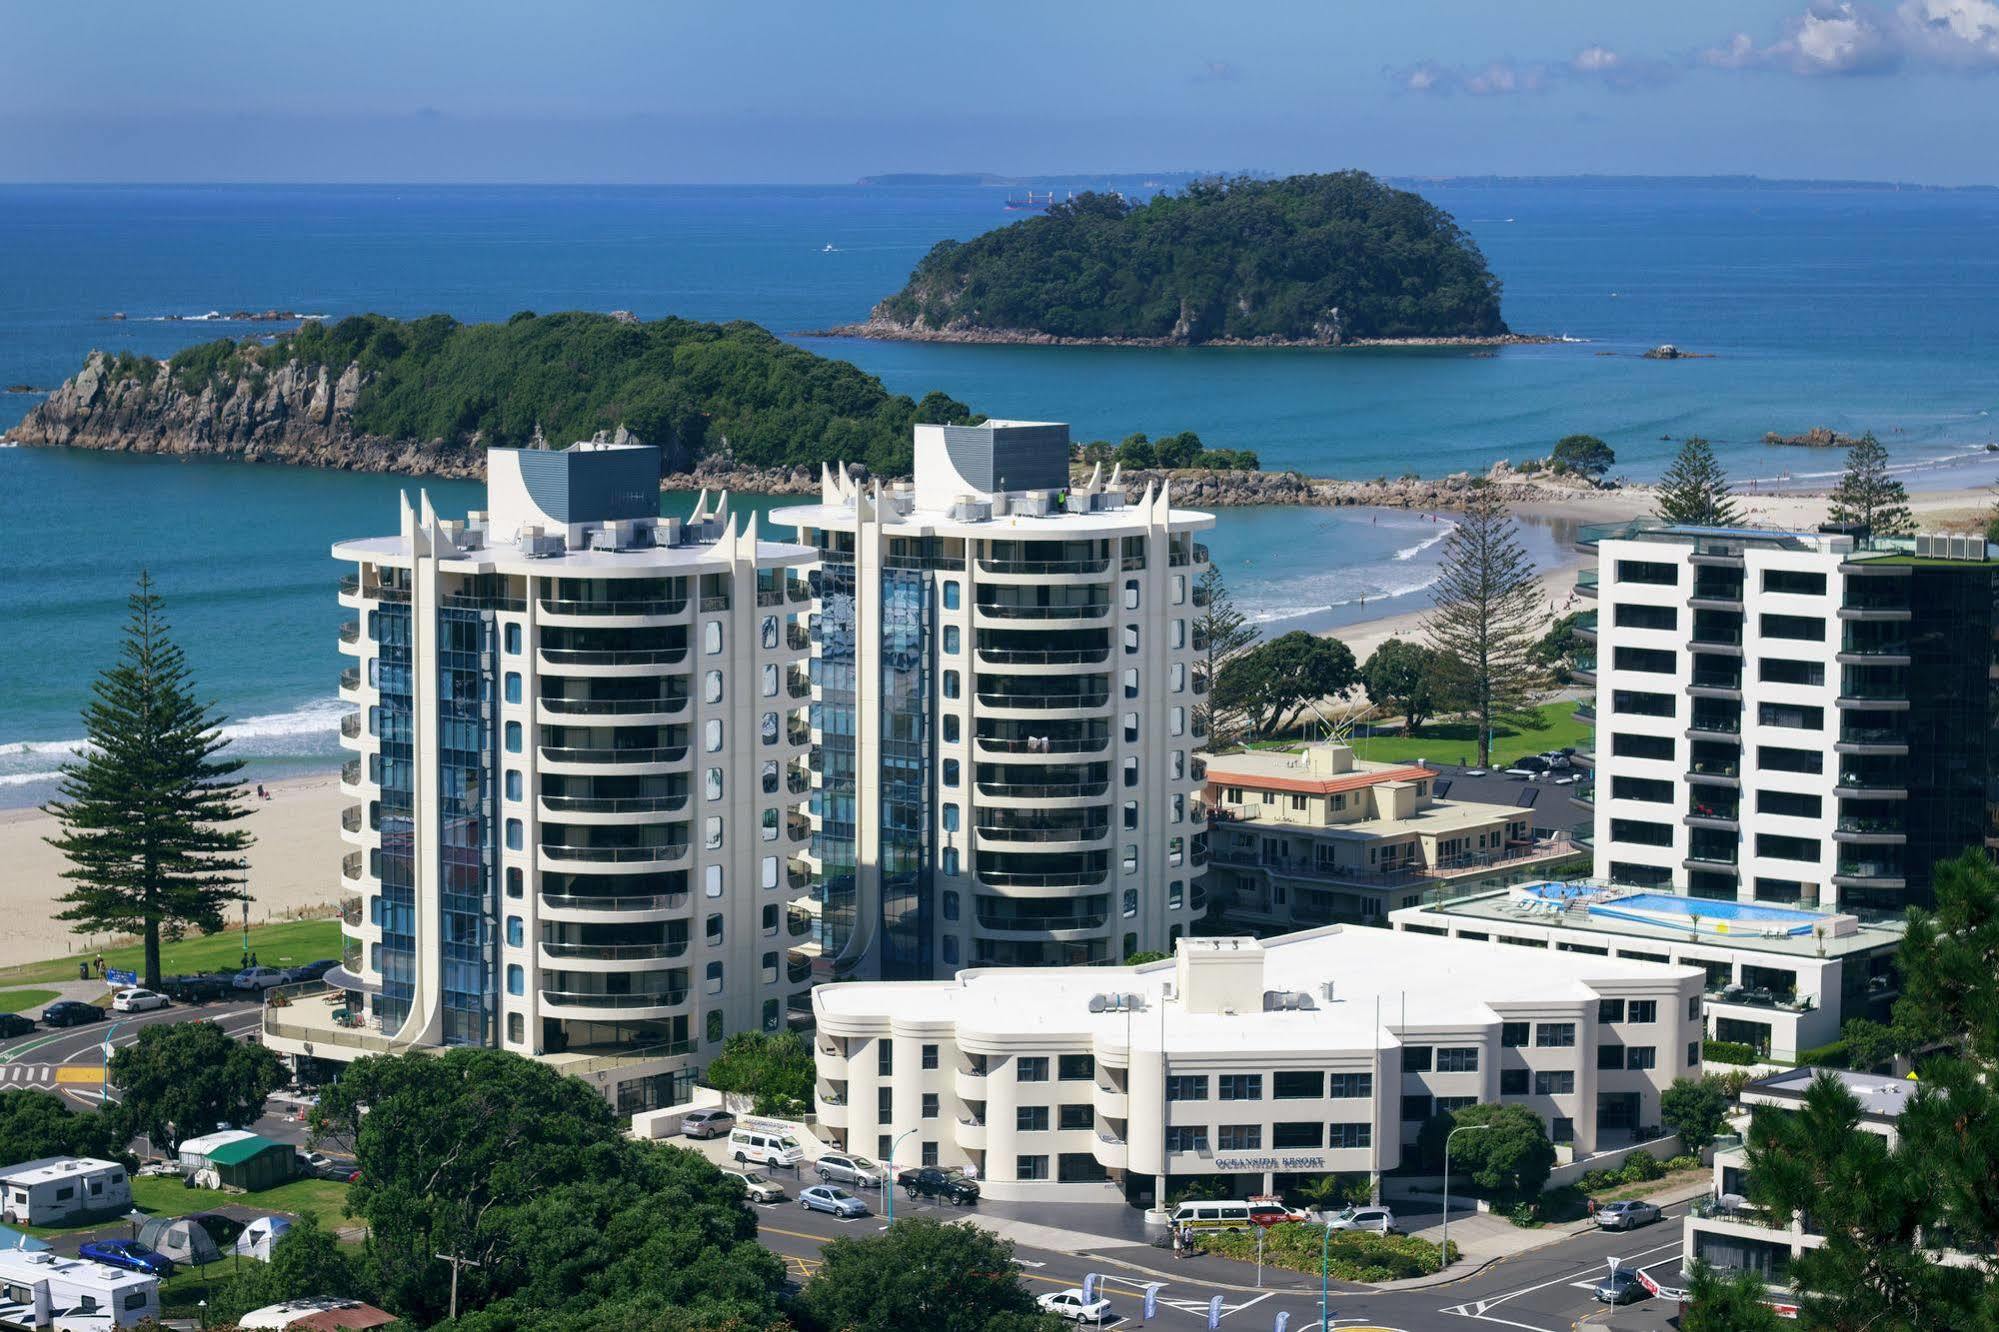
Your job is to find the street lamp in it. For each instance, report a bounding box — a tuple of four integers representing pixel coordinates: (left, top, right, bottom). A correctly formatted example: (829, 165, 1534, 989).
(1441, 1123, 1494, 1267)
(882, 1128, 918, 1228)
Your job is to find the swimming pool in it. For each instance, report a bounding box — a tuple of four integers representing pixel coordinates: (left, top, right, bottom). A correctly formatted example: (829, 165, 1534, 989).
(1512, 882, 1856, 938)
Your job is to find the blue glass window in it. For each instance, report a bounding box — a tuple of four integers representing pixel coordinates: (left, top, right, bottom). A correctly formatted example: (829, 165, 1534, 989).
(505, 721, 522, 753)
(505, 819, 523, 851)
(942, 581, 960, 610)
(504, 673, 521, 704)
(506, 964, 524, 997)
(506, 916, 523, 947)
(505, 623, 522, 654)
(943, 625, 960, 654)
(505, 770, 522, 802)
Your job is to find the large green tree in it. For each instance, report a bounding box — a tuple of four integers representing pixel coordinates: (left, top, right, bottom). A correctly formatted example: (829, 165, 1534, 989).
(1682, 1262, 1786, 1332)
(701, 1030, 814, 1117)
(109, 1019, 286, 1152)
(1659, 1076, 1732, 1150)
(1827, 433, 1914, 538)
(1653, 437, 1742, 528)
(793, 1217, 1060, 1332)
(1414, 1102, 1556, 1207)
(314, 1048, 783, 1327)
(1421, 488, 1543, 768)
(205, 1217, 363, 1327)
(43, 573, 254, 988)
(1549, 433, 1615, 481)
(1211, 630, 1356, 740)
(1361, 639, 1446, 733)
(1194, 562, 1259, 748)
(0, 1089, 128, 1167)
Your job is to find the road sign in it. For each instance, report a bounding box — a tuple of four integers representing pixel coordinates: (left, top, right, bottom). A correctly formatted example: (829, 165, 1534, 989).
(106, 969, 137, 986)
(1637, 1268, 1661, 1297)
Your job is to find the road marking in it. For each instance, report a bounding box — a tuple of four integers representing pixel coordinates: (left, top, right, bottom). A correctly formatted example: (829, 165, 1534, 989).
(55, 1067, 103, 1085)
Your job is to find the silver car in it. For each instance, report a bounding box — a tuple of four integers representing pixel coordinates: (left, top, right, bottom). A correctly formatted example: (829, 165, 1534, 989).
(1326, 1205, 1399, 1234)
(799, 1185, 869, 1218)
(1595, 1199, 1662, 1230)
(680, 1108, 736, 1140)
(815, 1151, 886, 1188)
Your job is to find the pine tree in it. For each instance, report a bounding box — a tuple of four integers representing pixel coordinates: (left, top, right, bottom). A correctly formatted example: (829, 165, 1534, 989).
(1827, 432, 1914, 537)
(43, 573, 254, 987)
(1194, 561, 1258, 749)
(1422, 487, 1543, 768)
(1653, 436, 1741, 527)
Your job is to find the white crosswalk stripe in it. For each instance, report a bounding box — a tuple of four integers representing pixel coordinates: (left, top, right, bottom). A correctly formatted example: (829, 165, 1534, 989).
(2, 1066, 54, 1083)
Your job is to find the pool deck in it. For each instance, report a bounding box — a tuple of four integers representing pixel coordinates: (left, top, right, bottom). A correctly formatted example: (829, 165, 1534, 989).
(1411, 889, 1902, 959)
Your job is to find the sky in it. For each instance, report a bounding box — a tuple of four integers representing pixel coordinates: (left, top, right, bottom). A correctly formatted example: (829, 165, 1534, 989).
(5, 1, 1998, 185)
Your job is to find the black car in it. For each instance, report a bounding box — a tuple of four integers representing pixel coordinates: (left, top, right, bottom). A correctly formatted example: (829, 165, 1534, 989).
(41, 1000, 104, 1027)
(160, 973, 234, 1004)
(0, 1014, 33, 1038)
(897, 1166, 980, 1205)
(286, 959, 339, 982)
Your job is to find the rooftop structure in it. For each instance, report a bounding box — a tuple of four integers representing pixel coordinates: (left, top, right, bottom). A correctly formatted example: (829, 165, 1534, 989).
(0, 1247, 159, 1329)
(813, 925, 1702, 1204)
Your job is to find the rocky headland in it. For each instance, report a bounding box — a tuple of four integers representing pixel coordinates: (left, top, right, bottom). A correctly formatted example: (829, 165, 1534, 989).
(820, 315, 1555, 350)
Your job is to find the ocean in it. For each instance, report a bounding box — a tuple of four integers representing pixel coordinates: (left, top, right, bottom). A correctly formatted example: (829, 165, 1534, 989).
(2, 178, 1995, 801)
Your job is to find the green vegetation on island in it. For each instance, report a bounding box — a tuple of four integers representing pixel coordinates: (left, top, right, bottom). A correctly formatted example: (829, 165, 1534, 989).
(868, 172, 1509, 344)
(161, 310, 982, 475)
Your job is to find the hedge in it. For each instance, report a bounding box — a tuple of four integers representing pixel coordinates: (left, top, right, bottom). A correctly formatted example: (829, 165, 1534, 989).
(1793, 1038, 1851, 1069)
(1196, 1226, 1456, 1282)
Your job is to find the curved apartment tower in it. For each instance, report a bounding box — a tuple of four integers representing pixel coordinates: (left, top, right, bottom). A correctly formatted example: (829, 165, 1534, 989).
(269, 441, 818, 1114)
(773, 421, 1215, 983)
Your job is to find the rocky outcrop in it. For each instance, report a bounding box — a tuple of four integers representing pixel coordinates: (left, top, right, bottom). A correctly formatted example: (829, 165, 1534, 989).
(1105, 460, 1594, 509)
(823, 315, 1552, 350)
(1763, 426, 1860, 448)
(12, 350, 485, 477)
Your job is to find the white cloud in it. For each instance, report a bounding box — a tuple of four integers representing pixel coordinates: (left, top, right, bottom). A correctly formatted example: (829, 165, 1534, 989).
(1571, 45, 1620, 73)
(1788, 3, 1901, 73)
(1701, 33, 1762, 68)
(1899, 0, 1999, 64)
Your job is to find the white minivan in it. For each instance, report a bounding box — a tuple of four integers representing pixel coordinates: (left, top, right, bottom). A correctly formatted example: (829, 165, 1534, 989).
(729, 1128, 804, 1167)
(1169, 1200, 1255, 1231)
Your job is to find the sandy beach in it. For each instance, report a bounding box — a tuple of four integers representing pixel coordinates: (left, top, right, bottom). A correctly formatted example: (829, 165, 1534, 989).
(0, 774, 344, 969)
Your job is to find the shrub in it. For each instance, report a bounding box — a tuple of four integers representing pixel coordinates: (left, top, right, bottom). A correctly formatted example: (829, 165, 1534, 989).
(1703, 1039, 1758, 1066)
(1664, 1155, 1702, 1172)
(1619, 1152, 1665, 1184)
(1198, 1225, 1455, 1281)
(1794, 1038, 1852, 1069)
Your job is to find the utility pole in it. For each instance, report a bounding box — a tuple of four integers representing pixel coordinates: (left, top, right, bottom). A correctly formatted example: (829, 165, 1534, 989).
(435, 1251, 482, 1321)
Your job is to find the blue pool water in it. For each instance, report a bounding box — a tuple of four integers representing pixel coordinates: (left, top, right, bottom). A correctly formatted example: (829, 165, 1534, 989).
(1606, 894, 1822, 925)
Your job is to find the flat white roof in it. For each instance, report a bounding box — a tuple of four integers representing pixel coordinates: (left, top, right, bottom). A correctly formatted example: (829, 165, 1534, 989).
(817, 925, 1698, 1052)
(768, 499, 1212, 540)
(0, 1156, 123, 1186)
(1748, 1067, 1916, 1119)
(332, 533, 813, 573)
(0, 1248, 153, 1291)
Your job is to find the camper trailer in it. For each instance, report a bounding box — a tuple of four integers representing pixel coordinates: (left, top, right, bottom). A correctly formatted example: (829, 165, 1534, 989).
(0, 1248, 160, 1329)
(0, 1158, 131, 1227)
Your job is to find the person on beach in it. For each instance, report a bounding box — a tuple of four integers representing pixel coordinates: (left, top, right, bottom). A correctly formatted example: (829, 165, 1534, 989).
(94, 952, 105, 976)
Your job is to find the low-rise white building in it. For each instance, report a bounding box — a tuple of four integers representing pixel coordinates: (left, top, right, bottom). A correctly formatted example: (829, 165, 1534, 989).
(0, 1157, 130, 1228)
(0, 1249, 159, 1330)
(811, 927, 1703, 1205)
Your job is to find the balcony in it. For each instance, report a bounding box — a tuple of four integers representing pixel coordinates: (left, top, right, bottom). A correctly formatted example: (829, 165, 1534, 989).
(1838, 636, 1911, 666)
(1575, 568, 1599, 600)
(787, 813, 812, 844)
(339, 712, 364, 741)
(1686, 713, 1742, 741)
(974, 736, 1110, 757)
(974, 866, 1111, 890)
(341, 851, 363, 881)
(698, 594, 731, 612)
(978, 780, 1111, 801)
(539, 647, 688, 671)
(339, 668, 362, 693)
(338, 895, 363, 926)
(956, 1116, 989, 1149)
(1689, 623, 1745, 652)
(538, 696, 689, 719)
(1689, 669, 1743, 696)
(538, 939, 689, 963)
(1706, 985, 1812, 1015)
(338, 620, 361, 645)
(975, 690, 1112, 713)
(539, 987, 690, 1017)
(1836, 725, 1907, 756)
(539, 842, 690, 871)
(1684, 799, 1741, 830)
(341, 805, 363, 834)
(539, 793, 688, 817)
(955, 1066, 989, 1099)
(787, 671, 811, 699)
(786, 624, 810, 651)
(977, 557, 1111, 576)
(974, 602, 1112, 623)
(539, 891, 689, 917)
(787, 910, 815, 938)
(540, 596, 689, 619)
(1834, 769, 1908, 799)
(975, 647, 1111, 668)
(1833, 815, 1906, 844)
(1689, 757, 1740, 782)
(539, 744, 689, 770)
(974, 903, 1110, 933)
(340, 759, 363, 787)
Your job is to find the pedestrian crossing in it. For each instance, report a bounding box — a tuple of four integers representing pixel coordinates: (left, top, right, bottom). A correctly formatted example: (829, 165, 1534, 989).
(0, 1065, 56, 1084)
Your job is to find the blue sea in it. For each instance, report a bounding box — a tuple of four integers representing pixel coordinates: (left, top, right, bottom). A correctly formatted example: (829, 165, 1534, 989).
(3, 179, 1996, 801)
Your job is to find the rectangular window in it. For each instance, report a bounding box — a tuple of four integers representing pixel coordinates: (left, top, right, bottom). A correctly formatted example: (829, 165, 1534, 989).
(1611, 732, 1676, 762)
(1016, 1106, 1050, 1132)
(1165, 1126, 1209, 1153)
(1166, 1075, 1208, 1102)
(1437, 1096, 1477, 1114)
(1627, 1047, 1657, 1070)
(921, 1094, 939, 1119)
(1757, 833, 1822, 863)
(1552, 1117, 1575, 1145)
(1628, 1000, 1657, 1024)
(1500, 1022, 1530, 1048)
(1016, 1154, 1048, 1181)
(1016, 1057, 1048, 1083)
(1216, 1124, 1262, 1151)
(1616, 559, 1678, 586)
(1401, 1046, 1433, 1072)
(1272, 1122, 1323, 1149)
(1761, 613, 1825, 642)
(878, 1088, 893, 1118)
(1612, 690, 1676, 719)
(1401, 1094, 1433, 1122)
(1610, 818, 1674, 847)
(1536, 1023, 1577, 1048)
(1611, 775, 1675, 803)
(878, 1043, 893, 1075)
(1329, 1072, 1374, 1098)
(1500, 1068, 1529, 1095)
(1219, 1074, 1263, 1101)
(1759, 790, 1823, 819)
(1273, 1071, 1325, 1099)
(921, 1044, 939, 1070)
(1598, 1045, 1626, 1070)
(1615, 603, 1679, 631)
(1689, 1041, 1702, 1066)
(1758, 702, 1824, 731)
(1763, 569, 1827, 597)
(1760, 657, 1825, 687)
(1436, 1047, 1479, 1073)
(1599, 999, 1626, 1023)
(1328, 1122, 1372, 1150)
(1535, 1071, 1576, 1096)
(1059, 1103, 1094, 1130)
(1615, 646, 1677, 674)
(1059, 1053, 1095, 1081)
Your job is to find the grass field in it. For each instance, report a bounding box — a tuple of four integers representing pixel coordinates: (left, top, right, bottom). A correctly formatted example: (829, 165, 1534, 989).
(130, 1175, 352, 1231)
(0, 988, 58, 1013)
(0, 919, 341, 987)
(1341, 701, 1589, 770)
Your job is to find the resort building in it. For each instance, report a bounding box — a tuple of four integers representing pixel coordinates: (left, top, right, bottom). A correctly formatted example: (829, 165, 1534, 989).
(1202, 741, 1576, 927)
(1390, 883, 1902, 1063)
(1681, 1067, 1919, 1294)
(771, 421, 1215, 983)
(1574, 522, 1999, 915)
(810, 927, 1702, 1205)
(267, 440, 820, 1114)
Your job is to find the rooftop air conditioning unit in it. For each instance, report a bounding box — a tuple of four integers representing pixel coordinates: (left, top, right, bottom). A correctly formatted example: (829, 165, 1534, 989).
(517, 526, 562, 558)
(888, 485, 915, 517)
(949, 496, 992, 523)
(1015, 491, 1053, 517)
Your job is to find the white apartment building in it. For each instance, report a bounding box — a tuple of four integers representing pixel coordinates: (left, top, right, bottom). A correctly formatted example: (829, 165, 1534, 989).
(1577, 522, 1999, 918)
(264, 440, 819, 1114)
(772, 422, 1214, 983)
(811, 928, 1702, 1206)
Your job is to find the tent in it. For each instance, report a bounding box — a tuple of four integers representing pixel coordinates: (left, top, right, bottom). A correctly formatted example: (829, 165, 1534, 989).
(177, 1130, 258, 1176)
(204, 1136, 295, 1192)
(135, 1216, 224, 1266)
(235, 1215, 293, 1261)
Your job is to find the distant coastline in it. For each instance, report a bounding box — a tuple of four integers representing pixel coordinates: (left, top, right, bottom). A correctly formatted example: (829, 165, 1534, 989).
(817, 317, 1555, 350)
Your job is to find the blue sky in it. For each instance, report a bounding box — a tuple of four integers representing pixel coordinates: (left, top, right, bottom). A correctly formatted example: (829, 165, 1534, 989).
(5, 1, 1995, 184)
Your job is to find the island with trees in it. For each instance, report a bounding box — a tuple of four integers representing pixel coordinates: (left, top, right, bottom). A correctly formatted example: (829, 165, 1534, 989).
(848, 172, 1520, 347)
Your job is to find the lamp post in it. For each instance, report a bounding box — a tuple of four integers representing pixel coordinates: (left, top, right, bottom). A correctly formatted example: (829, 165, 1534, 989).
(1318, 1218, 1335, 1332)
(882, 1128, 918, 1228)
(1441, 1123, 1493, 1268)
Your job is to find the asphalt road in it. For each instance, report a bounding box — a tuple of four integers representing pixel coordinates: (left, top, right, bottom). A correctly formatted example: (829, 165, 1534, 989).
(0, 997, 264, 1109)
(744, 1185, 1691, 1332)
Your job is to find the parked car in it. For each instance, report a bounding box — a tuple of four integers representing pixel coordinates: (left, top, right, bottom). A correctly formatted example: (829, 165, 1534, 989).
(1504, 756, 1550, 779)
(728, 1128, 803, 1167)
(111, 988, 169, 1013)
(284, 959, 339, 983)
(1248, 1202, 1307, 1227)
(79, 1239, 175, 1278)
(815, 1151, 887, 1188)
(1595, 1200, 1662, 1231)
(294, 1151, 359, 1182)
(1037, 1290, 1113, 1324)
(161, 973, 234, 1003)
(41, 1001, 104, 1028)
(1593, 1269, 1648, 1305)
(0, 1014, 34, 1038)
(723, 1169, 786, 1204)
(680, 1107, 736, 1140)
(1325, 1205, 1399, 1234)
(799, 1185, 869, 1218)
(233, 966, 289, 991)
(897, 1166, 980, 1205)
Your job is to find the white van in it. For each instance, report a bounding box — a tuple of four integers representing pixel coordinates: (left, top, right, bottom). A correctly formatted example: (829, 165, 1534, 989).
(728, 1128, 803, 1168)
(1170, 1200, 1255, 1231)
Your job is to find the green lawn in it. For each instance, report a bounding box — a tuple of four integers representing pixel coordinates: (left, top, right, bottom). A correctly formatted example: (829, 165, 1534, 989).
(130, 1175, 353, 1231)
(1341, 701, 1590, 770)
(0, 919, 340, 986)
(0, 988, 58, 1013)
